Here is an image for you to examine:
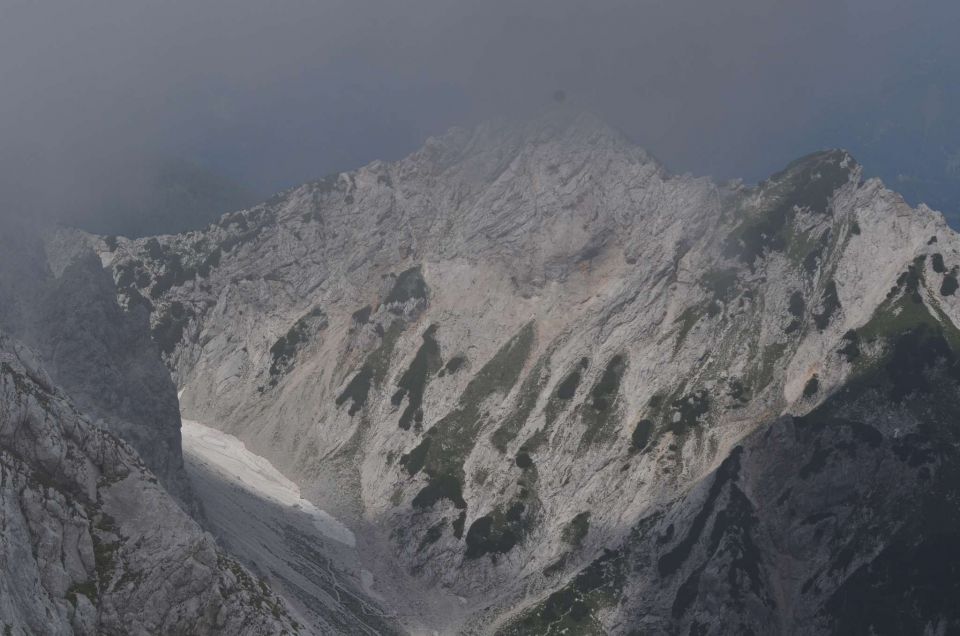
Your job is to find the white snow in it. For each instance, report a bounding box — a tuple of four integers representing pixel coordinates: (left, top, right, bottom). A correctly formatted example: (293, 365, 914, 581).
(180, 417, 356, 547)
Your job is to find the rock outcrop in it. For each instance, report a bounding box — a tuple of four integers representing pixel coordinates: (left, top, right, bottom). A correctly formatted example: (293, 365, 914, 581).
(96, 109, 960, 633)
(0, 220, 193, 511)
(0, 330, 300, 634)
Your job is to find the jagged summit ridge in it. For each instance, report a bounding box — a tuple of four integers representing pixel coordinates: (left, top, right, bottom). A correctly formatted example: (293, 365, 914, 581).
(96, 114, 960, 634)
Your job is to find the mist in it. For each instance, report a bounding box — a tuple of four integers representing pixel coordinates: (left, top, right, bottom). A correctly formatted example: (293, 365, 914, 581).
(2, 0, 959, 233)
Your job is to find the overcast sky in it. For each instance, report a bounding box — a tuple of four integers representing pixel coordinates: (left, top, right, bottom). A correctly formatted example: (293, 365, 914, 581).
(2, 0, 959, 226)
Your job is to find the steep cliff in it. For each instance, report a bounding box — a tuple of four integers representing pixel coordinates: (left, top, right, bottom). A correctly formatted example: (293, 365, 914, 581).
(0, 220, 193, 510)
(0, 330, 300, 634)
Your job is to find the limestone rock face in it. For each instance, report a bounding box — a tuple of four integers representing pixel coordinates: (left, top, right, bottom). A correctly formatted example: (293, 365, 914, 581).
(100, 110, 960, 633)
(0, 330, 299, 635)
(0, 221, 193, 511)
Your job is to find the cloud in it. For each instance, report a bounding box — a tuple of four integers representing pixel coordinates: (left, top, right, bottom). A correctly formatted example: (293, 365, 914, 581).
(1, 0, 958, 229)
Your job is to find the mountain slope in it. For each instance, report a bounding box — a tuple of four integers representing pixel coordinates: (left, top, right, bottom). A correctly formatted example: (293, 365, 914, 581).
(102, 110, 960, 633)
(0, 330, 300, 634)
(0, 220, 194, 510)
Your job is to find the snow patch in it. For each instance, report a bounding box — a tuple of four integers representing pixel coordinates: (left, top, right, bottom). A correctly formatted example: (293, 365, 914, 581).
(181, 417, 356, 547)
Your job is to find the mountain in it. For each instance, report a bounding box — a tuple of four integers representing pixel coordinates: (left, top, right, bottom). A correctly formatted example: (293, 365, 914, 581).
(100, 110, 960, 634)
(6, 109, 960, 633)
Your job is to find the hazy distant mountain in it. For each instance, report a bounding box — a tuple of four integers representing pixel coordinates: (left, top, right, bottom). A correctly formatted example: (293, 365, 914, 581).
(67, 158, 257, 239)
(95, 111, 960, 633)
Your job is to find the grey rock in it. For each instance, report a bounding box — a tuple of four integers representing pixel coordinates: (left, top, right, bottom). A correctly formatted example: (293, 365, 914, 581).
(0, 330, 299, 634)
(78, 110, 960, 632)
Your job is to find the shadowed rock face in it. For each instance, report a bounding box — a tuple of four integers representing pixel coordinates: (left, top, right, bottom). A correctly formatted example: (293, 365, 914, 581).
(0, 221, 194, 512)
(0, 330, 299, 634)
(56, 111, 960, 632)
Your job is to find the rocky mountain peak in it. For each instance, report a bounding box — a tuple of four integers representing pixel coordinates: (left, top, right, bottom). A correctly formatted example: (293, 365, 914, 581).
(8, 111, 960, 633)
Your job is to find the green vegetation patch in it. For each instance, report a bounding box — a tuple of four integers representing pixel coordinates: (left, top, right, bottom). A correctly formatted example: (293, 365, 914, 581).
(701, 268, 739, 302)
(269, 307, 327, 383)
(465, 500, 533, 560)
(66, 580, 98, 607)
(942, 267, 959, 296)
(932, 253, 947, 273)
(392, 324, 442, 430)
(673, 305, 705, 353)
(788, 291, 806, 318)
(438, 354, 466, 377)
(838, 330, 861, 362)
(541, 357, 588, 428)
(724, 150, 852, 268)
(557, 359, 589, 400)
(498, 547, 627, 635)
(490, 352, 550, 452)
(813, 280, 841, 330)
(386, 266, 428, 307)
(351, 305, 372, 325)
(847, 273, 960, 379)
(417, 521, 445, 553)
(335, 320, 404, 415)
(750, 342, 789, 392)
(664, 389, 711, 437)
(401, 322, 536, 511)
(803, 375, 820, 397)
(562, 511, 591, 548)
(149, 252, 198, 299)
(196, 247, 222, 278)
(580, 354, 627, 447)
(630, 419, 654, 452)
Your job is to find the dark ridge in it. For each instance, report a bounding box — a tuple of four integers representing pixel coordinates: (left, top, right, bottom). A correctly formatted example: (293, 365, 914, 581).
(452, 511, 466, 539)
(672, 566, 705, 618)
(658, 446, 743, 577)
